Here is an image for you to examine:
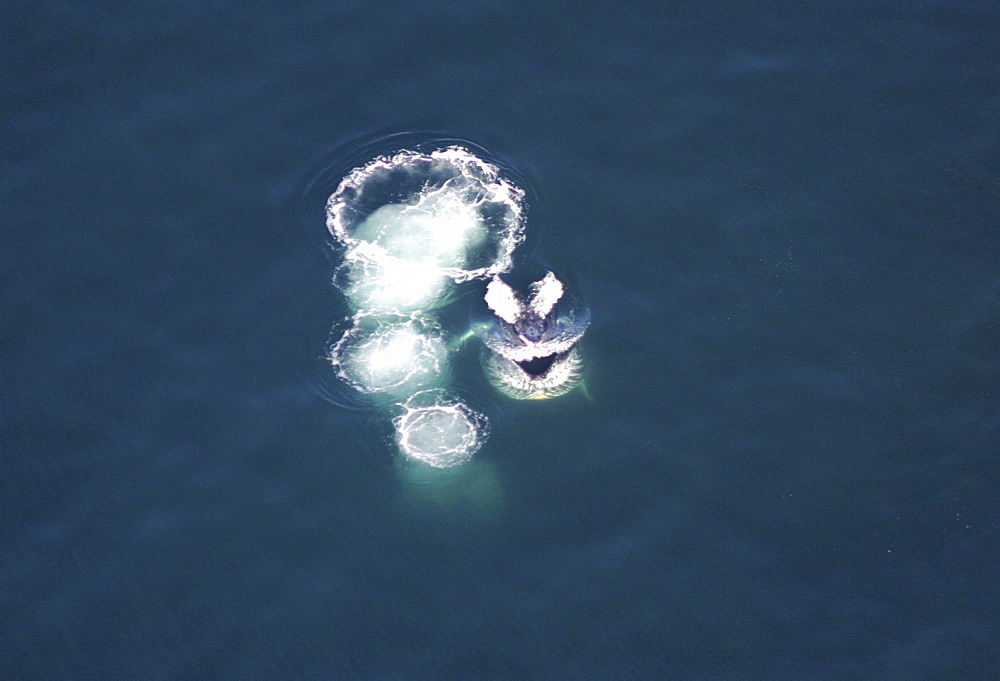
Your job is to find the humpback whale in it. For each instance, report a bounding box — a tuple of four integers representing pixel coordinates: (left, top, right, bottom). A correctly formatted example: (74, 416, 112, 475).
(477, 270, 589, 400)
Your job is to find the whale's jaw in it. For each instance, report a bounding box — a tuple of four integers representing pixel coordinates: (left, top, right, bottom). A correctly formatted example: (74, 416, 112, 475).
(484, 346, 584, 400)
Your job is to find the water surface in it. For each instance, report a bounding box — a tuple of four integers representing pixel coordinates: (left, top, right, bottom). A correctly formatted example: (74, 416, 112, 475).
(3, 2, 998, 678)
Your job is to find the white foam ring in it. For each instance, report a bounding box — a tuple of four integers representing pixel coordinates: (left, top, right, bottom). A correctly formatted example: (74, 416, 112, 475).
(327, 147, 525, 289)
(327, 147, 524, 466)
(393, 390, 488, 468)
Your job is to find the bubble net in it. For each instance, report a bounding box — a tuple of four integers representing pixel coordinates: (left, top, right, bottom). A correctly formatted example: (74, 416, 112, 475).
(327, 146, 525, 289)
(329, 314, 448, 400)
(326, 146, 524, 466)
(393, 390, 489, 468)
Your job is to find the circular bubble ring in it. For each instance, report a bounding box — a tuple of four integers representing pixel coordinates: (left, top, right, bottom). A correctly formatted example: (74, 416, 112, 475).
(392, 390, 490, 468)
(325, 146, 526, 283)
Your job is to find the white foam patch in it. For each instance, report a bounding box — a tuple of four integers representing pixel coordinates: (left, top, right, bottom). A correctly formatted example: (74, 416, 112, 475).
(484, 271, 565, 328)
(326, 146, 524, 465)
(393, 391, 488, 468)
(484, 276, 523, 324)
(338, 252, 451, 314)
(330, 316, 448, 398)
(354, 196, 487, 268)
(528, 271, 564, 318)
(327, 146, 524, 283)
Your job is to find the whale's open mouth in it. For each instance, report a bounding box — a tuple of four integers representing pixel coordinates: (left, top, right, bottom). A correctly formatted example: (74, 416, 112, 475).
(483, 345, 584, 400)
(516, 353, 558, 378)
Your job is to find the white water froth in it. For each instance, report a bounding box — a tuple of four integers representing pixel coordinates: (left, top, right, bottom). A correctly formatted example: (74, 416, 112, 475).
(327, 146, 524, 466)
(485, 270, 564, 326)
(330, 315, 447, 399)
(327, 147, 525, 292)
(393, 391, 488, 468)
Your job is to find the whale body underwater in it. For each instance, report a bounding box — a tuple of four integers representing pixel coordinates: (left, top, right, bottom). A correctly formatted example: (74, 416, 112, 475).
(325, 145, 588, 466)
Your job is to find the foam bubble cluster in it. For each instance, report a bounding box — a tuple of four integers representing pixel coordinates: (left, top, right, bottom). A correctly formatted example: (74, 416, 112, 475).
(331, 315, 447, 399)
(327, 146, 525, 466)
(328, 147, 525, 302)
(393, 391, 488, 468)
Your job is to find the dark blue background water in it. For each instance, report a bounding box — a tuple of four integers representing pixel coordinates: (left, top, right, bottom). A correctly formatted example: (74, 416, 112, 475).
(4, 2, 998, 678)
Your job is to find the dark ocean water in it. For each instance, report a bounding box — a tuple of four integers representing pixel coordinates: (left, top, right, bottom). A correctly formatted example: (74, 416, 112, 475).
(3, 2, 999, 678)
